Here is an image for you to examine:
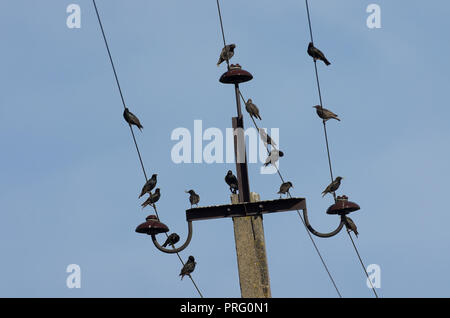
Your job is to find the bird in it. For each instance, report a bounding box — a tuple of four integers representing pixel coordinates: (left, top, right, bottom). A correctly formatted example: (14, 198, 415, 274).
(258, 128, 277, 147)
(162, 233, 180, 247)
(245, 99, 262, 120)
(225, 170, 238, 194)
(123, 107, 143, 131)
(344, 216, 358, 237)
(264, 150, 284, 167)
(321, 176, 343, 197)
(217, 44, 236, 66)
(139, 174, 157, 198)
(307, 42, 331, 66)
(313, 105, 340, 122)
(179, 255, 196, 280)
(278, 181, 293, 198)
(141, 188, 161, 209)
(186, 190, 200, 208)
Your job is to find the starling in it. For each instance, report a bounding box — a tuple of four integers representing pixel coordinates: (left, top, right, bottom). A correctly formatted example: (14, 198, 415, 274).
(264, 150, 284, 167)
(245, 99, 262, 120)
(141, 188, 161, 209)
(321, 176, 343, 197)
(225, 170, 238, 194)
(123, 107, 143, 130)
(139, 174, 157, 198)
(162, 233, 180, 247)
(258, 128, 277, 147)
(313, 105, 340, 122)
(217, 44, 236, 66)
(278, 181, 293, 198)
(307, 42, 331, 66)
(186, 189, 200, 208)
(179, 255, 196, 280)
(344, 216, 358, 237)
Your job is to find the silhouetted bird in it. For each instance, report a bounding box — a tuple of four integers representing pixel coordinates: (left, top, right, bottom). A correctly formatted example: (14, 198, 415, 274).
(217, 44, 236, 66)
(245, 99, 262, 120)
(123, 107, 143, 131)
(313, 105, 340, 122)
(322, 176, 343, 197)
(278, 181, 293, 198)
(225, 170, 238, 194)
(264, 150, 284, 167)
(258, 128, 277, 148)
(307, 42, 331, 66)
(186, 190, 200, 208)
(141, 188, 160, 209)
(163, 233, 180, 247)
(180, 256, 196, 280)
(139, 174, 157, 198)
(344, 216, 358, 237)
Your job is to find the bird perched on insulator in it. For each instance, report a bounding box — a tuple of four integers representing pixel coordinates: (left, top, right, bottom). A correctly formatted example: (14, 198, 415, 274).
(245, 99, 262, 120)
(264, 150, 284, 167)
(225, 170, 238, 194)
(322, 176, 343, 197)
(179, 256, 196, 280)
(141, 188, 160, 209)
(163, 233, 180, 247)
(186, 189, 200, 208)
(217, 44, 236, 66)
(344, 216, 358, 237)
(278, 182, 293, 198)
(258, 128, 277, 148)
(123, 107, 143, 131)
(313, 105, 340, 122)
(307, 42, 331, 66)
(139, 174, 157, 198)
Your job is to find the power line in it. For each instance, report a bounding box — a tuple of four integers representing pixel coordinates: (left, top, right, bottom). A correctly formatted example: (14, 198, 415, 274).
(92, 0, 203, 298)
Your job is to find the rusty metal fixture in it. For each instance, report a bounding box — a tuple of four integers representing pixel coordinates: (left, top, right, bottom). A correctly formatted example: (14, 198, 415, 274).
(135, 215, 169, 235)
(151, 221, 194, 254)
(326, 195, 360, 215)
(302, 205, 345, 238)
(219, 64, 253, 84)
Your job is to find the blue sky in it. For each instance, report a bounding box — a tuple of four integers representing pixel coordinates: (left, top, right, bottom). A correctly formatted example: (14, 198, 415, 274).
(1, 0, 450, 297)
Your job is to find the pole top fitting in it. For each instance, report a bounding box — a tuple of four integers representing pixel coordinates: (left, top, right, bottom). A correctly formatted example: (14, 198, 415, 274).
(135, 215, 169, 235)
(219, 64, 253, 84)
(326, 195, 360, 215)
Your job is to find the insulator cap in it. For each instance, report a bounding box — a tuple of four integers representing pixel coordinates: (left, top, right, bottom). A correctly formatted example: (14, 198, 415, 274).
(135, 215, 169, 235)
(219, 64, 253, 84)
(326, 195, 360, 215)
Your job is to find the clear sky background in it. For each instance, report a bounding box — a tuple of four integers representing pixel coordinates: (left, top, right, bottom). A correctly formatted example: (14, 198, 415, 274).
(1, 0, 449, 298)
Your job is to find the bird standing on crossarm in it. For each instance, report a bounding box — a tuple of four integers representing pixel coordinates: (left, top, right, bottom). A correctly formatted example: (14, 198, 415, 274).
(217, 44, 236, 66)
(313, 105, 340, 122)
(245, 99, 262, 120)
(278, 182, 293, 198)
(225, 170, 238, 194)
(186, 190, 200, 208)
(179, 256, 196, 280)
(123, 107, 144, 131)
(321, 176, 343, 197)
(307, 42, 331, 66)
(139, 174, 157, 198)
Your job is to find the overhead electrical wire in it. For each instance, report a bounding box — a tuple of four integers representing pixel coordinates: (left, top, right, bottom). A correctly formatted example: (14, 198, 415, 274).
(92, 0, 203, 298)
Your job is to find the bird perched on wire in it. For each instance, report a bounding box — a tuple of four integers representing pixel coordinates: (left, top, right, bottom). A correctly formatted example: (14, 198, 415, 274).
(322, 176, 343, 197)
(344, 216, 358, 237)
(217, 44, 236, 66)
(313, 105, 340, 122)
(162, 233, 180, 247)
(245, 99, 262, 120)
(225, 170, 238, 194)
(123, 107, 143, 131)
(307, 42, 331, 66)
(139, 174, 157, 198)
(141, 188, 160, 209)
(264, 150, 284, 167)
(278, 181, 293, 198)
(186, 190, 200, 208)
(258, 128, 277, 148)
(180, 256, 196, 280)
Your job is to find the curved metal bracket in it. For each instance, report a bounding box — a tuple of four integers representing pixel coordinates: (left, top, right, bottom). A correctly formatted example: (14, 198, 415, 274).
(302, 206, 345, 238)
(151, 221, 193, 254)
